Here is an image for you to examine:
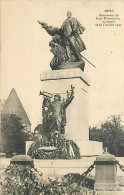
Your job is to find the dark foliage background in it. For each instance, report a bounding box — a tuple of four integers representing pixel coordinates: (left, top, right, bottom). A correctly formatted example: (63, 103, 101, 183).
(0, 114, 34, 156)
(89, 115, 124, 156)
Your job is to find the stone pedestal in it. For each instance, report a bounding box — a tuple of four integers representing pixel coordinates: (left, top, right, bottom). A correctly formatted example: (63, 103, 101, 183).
(94, 153, 119, 191)
(10, 155, 33, 170)
(40, 68, 102, 156)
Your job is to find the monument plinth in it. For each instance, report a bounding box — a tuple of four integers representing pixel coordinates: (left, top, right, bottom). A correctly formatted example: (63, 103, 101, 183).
(35, 11, 102, 157)
(40, 68, 102, 156)
(94, 152, 119, 191)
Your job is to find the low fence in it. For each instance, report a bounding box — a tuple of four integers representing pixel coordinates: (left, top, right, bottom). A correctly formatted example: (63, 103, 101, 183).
(0, 157, 124, 177)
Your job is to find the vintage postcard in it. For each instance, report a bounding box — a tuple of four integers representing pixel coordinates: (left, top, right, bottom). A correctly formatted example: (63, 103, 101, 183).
(0, 0, 124, 194)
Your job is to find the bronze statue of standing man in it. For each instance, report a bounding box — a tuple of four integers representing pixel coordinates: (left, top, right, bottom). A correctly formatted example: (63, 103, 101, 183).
(38, 12, 86, 69)
(61, 11, 86, 61)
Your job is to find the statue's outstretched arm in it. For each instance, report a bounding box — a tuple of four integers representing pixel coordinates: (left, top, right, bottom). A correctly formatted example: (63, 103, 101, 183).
(64, 85, 75, 107)
(38, 21, 61, 36)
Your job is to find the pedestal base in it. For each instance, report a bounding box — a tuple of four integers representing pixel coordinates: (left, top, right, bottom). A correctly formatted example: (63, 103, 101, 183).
(40, 68, 90, 141)
(26, 140, 103, 157)
(57, 61, 85, 71)
(75, 140, 103, 156)
(40, 68, 103, 156)
(94, 183, 119, 191)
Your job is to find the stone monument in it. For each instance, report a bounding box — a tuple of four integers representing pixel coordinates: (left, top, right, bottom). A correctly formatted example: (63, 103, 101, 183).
(37, 12, 102, 156)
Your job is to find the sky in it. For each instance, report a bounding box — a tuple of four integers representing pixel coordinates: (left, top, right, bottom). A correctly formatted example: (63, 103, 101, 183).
(1, 0, 124, 131)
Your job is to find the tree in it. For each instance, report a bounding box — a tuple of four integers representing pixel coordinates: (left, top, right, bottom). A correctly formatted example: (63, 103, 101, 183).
(1, 114, 30, 156)
(89, 115, 124, 156)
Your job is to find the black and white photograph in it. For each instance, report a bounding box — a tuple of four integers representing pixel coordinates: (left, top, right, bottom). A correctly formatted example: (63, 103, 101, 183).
(0, 0, 124, 194)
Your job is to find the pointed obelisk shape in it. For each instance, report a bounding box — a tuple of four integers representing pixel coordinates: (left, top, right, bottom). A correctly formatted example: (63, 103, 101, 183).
(3, 88, 31, 125)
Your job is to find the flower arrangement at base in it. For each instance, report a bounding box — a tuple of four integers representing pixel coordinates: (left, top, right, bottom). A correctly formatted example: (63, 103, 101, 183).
(27, 134, 80, 160)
